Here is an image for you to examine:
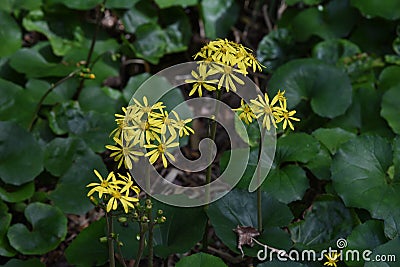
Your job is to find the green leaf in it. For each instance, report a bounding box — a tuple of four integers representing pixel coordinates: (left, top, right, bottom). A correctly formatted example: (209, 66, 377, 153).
(132, 23, 167, 64)
(0, 259, 44, 267)
(287, 0, 358, 41)
(0, 121, 43, 186)
(22, 10, 85, 56)
(268, 59, 352, 118)
(160, 8, 192, 54)
(0, 11, 22, 57)
(121, 0, 157, 33)
(289, 195, 354, 251)
(0, 182, 35, 203)
(306, 145, 332, 180)
(7, 202, 67, 255)
(275, 133, 320, 164)
(285, 0, 322, 5)
(65, 218, 108, 266)
(207, 189, 293, 256)
(381, 85, 400, 134)
(0, 201, 16, 257)
(46, 0, 102, 10)
(153, 202, 208, 258)
(344, 220, 388, 266)
(261, 165, 309, 204)
(201, 0, 239, 39)
(364, 237, 400, 267)
(256, 28, 296, 72)
(312, 128, 356, 154)
(351, 0, 400, 20)
(106, 0, 138, 9)
(379, 66, 400, 92)
(49, 142, 107, 215)
(78, 85, 120, 115)
(155, 0, 197, 9)
(331, 135, 400, 238)
(175, 253, 227, 267)
(25, 78, 76, 105)
(122, 73, 150, 102)
(9, 46, 74, 78)
(234, 114, 260, 147)
(0, 0, 42, 12)
(257, 259, 308, 267)
(312, 39, 361, 65)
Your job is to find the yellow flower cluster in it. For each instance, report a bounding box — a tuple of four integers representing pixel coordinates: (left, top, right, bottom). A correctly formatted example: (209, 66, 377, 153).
(233, 90, 300, 131)
(87, 170, 140, 213)
(186, 39, 264, 95)
(107, 96, 194, 169)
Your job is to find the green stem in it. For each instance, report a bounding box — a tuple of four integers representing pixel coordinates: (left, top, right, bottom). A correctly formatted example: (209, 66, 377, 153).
(116, 240, 128, 267)
(148, 212, 154, 267)
(202, 90, 222, 251)
(28, 70, 78, 132)
(134, 223, 146, 267)
(73, 0, 106, 100)
(257, 130, 265, 233)
(106, 212, 116, 267)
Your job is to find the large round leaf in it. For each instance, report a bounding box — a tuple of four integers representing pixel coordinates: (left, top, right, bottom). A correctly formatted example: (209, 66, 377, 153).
(0, 121, 43, 186)
(7, 202, 67, 255)
(331, 135, 400, 238)
(0, 11, 21, 57)
(351, 0, 400, 20)
(381, 85, 400, 134)
(289, 195, 354, 251)
(364, 237, 400, 267)
(0, 182, 34, 203)
(207, 189, 293, 256)
(175, 253, 227, 267)
(312, 128, 356, 155)
(132, 23, 167, 65)
(268, 58, 352, 118)
(312, 39, 360, 65)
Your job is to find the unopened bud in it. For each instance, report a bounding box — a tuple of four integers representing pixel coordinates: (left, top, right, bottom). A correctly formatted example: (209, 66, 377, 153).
(99, 236, 108, 243)
(118, 217, 127, 223)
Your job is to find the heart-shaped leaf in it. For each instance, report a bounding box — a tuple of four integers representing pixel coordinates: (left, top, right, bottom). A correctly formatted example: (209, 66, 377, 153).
(268, 58, 352, 118)
(175, 253, 227, 267)
(7, 202, 67, 255)
(312, 128, 356, 154)
(207, 189, 293, 256)
(331, 135, 400, 238)
(0, 121, 43, 186)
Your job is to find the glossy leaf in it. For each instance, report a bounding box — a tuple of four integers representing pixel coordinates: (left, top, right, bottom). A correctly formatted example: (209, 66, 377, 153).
(379, 66, 400, 92)
(351, 0, 400, 20)
(7, 203, 67, 255)
(344, 220, 388, 266)
(175, 253, 227, 267)
(201, 0, 239, 39)
(65, 218, 108, 266)
(312, 39, 360, 65)
(207, 189, 293, 256)
(0, 121, 43, 186)
(122, 1, 157, 33)
(289, 195, 354, 251)
(0, 11, 22, 57)
(0, 182, 35, 203)
(155, 0, 197, 9)
(331, 135, 400, 238)
(160, 8, 192, 54)
(268, 59, 352, 118)
(381, 85, 400, 134)
(1, 259, 44, 267)
(153, 201, 208, 258)
(312, 128, 356, 154)
(132, 23, 167, 64)
(48, 141, 107, 215)
(275, 133, 320, 164)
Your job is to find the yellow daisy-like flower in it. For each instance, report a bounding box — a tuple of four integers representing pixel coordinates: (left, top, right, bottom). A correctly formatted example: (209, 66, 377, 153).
(86, 170, 119, 198)
(324, 252, 341, 267)
(233, 99, 256, 125)
(274, 101, 300, 131)
(106, 188, 139, 213)
(213, 63, 244, 92)
(185, 63, 219, 97)
(105, 136, 144, 169)
(144, 136, 179, 168)
(250, 93, 278, 130)
(133, 96, 165, 117)
(270, 90, 287, 108)
(171, 110, 194, 137)
(117, 173, 141, 196)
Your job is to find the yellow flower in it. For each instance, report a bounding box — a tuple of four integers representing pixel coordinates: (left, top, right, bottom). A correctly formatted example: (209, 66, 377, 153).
(86, 170, 119, 198)
(117, 173, 141, 196)
(233, 99, 256, 125)
(105, 137, 144, 169)
(150, 110, 178, 137)
(106, 188, 139, 213)
(274, 101, 300, 131)
(145, 136, 179, 168)
(250, 93, 278, 130)
(125, 118, 162, 147)
(133, 96, 165, 117)
(271, 90, 287, 109)
(324, 252, 341, 267)
(213, 64, 244, 92)
(185, 63, 219, 97)
(171, 110, 194, 137)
